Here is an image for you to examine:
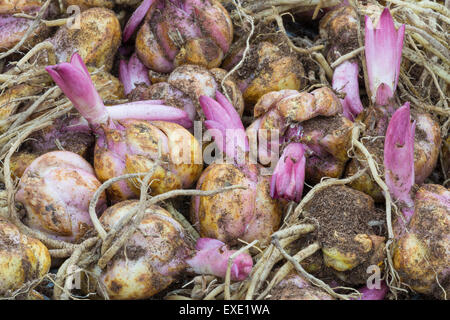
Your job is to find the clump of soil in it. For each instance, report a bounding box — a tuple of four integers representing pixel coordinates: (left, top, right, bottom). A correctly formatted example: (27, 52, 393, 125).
(303, 185, 386, 249)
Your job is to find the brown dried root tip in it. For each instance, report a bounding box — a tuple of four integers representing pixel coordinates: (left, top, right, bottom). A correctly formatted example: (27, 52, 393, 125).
(257, 241, 321, 300)
(239, 0, 341, 20)
(0, 0, 52, 61)
(8, 87, 58, 132)
(331, 47, 365, 68)
(14, 41, 56, 70)
(224, 239, 258, 300)
(272, 7, 325, 55)
(204, 283, 225, 300)
(271, 237, 360, 300)
(166, 202, 200, 241)
(53, 237, 100, 300)
(312, 52, 334, 80)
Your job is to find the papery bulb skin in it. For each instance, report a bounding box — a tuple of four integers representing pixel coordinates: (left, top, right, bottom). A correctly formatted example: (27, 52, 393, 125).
(222, 41, 305, 110)
(319, 3, 380, 61)
(267, 274, 335, 300)
(393, 184, 450, 299)
(319, 5, 359, 60)
(133, 0, 233, 73)
(88, 201, 193, 300)
(0, 219, 51, 296)
(299, 115, 354, 184)
(15, 151, 107, 243)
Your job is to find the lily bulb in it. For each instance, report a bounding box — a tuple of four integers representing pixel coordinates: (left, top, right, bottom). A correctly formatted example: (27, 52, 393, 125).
(332, 60, 364, 121)
(270, 143, 306, 202)
(119, 52, 151, 95)
(365, 8, 405, 107)
(384, 102, 415, 220)
(46, 53, 202, 202)
(191, 92, 282, 246)
(124, 0, 233, 72)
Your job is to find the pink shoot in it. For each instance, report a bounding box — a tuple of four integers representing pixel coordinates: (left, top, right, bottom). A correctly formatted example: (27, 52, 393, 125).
(199, 91, 249, 161)
(332, 60, 364, 121)
(185, 238, 253, 281)
(356, 281, 388, 300)
(119, 53, 151, 95)
(46, 53, 193, 130)
(365, 8, 405, 107)
(45, 53, 108, 128)
(270, 142, 306, 202)
(123, 0, 156, 42)
(384, 102, 415, 220)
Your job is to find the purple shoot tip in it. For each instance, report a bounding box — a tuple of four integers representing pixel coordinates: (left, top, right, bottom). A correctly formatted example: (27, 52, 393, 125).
(365, 7, 405, 107)
(356, 281, 389, 300)
(186, 238, 253, 281)
(47, 53, 192, 130)
(123, 0, 155, 42)
(45, 53, 108, 128)
(332, 60, 364, 121)
(384, 102, 415, 218)
(270, 142, 306, 202)
(119, 53, 151, 95)
(199, 91, 249, 161)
